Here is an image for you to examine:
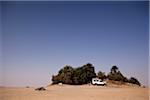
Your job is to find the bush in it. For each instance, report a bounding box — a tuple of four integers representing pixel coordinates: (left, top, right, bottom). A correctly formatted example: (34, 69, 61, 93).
(55, 65, 74, 84)
(128, 77, 141, 86)
(97, 71, 107, 80)
(52, 75, 62, 84)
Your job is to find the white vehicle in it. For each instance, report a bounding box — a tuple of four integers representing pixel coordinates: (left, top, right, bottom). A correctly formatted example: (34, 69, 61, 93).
(92, 78, 106, 86)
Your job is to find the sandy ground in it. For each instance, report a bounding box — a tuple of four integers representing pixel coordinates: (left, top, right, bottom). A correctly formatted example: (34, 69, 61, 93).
(0, 85, 149, 100)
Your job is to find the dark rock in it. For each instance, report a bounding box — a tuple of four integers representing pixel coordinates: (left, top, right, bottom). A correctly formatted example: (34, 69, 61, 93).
(35, 87, 46, 91)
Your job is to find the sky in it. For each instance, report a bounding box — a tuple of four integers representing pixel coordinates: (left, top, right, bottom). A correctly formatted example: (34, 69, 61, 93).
(0, 1, 149, 87)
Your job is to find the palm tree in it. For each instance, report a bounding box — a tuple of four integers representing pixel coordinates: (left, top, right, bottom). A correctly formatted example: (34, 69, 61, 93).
(111, 66, 118, 73)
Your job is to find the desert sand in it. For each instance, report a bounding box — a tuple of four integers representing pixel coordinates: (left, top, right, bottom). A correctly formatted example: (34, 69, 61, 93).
(0, 85, 149, 100)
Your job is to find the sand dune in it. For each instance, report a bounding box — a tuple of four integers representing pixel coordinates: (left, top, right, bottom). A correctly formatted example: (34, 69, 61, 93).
(0, 85, 149, 100)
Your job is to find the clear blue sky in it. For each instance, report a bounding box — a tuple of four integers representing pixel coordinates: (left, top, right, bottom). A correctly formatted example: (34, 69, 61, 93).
(1, 1, 149, 87)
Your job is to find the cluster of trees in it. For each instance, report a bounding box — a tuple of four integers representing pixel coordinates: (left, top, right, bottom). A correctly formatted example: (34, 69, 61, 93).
(52, 63, 141, 86)
(52, 63, 96, 85)
(100, 66, 141, 86)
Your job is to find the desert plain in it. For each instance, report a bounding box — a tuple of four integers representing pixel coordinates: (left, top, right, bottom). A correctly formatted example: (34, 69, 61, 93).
(0, 85, 149, 100)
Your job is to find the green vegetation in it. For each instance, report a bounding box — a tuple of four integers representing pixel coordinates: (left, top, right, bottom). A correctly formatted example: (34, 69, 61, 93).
(52, 63, 96, 85)
(52, 63, 141, 86)
(128, 77, 141, 86)
(107, 65, 126, 81)
(97, 71, 107, 81)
